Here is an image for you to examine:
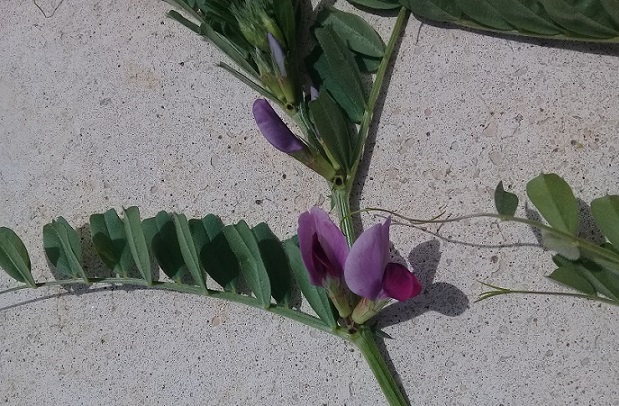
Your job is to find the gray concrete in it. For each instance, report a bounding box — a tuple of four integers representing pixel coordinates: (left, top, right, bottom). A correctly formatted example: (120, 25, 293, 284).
(1, 0, 618, 404)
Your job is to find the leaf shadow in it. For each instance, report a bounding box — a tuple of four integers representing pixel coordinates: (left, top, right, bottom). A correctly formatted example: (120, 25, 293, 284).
(47, 222, 161, 295)
(412, 17, 619, 57)
(525, 197, 606, 246)
(349, 11, 410, 234)
(376, 239, 469, 330)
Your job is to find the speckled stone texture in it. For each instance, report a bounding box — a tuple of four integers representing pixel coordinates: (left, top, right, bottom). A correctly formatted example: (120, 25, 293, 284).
(1, 1, 618, 405)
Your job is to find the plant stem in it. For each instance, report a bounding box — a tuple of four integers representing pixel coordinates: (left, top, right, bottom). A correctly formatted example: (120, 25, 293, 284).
(351, 7, 409, 182)
(0, 278, 335, 334)
(333, 184, 355, 246)
(350, 328, 409, 406)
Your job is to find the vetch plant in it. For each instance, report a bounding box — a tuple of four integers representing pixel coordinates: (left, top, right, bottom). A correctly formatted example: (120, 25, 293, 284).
(1, 1, 618, 405)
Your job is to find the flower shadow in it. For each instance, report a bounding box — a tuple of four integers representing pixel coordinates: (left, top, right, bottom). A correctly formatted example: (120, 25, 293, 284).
(375, 239, 469, 330)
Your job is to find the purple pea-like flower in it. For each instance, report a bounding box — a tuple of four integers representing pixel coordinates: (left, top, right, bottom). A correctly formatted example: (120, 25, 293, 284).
(298, 208, 421, 323)
(344, 217, 422, 302)
(252, 99, 304, 153)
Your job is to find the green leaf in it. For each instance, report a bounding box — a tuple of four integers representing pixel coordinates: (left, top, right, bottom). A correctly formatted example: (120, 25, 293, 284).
(309, 90, 357, 171)
(494, 181, 519, 216)
(591, 195, 619, 249)
(397, 0, 619, 41)
(283, 239, 337, 329)
(346, 0, 401, 9)
(173, 213, 207, 291)
(252, 223, 291, 306)
(541, 0, 619, 38)
(272, 0, 296, 49)
(43, 217, 87, 281)
(90, 209, 133, 277)
(223, 222, 272, 307)
(167, 10, 201, 34)
(313, 26, 367, 123)
(189, 215, 240, 291)
(309, 51, 364, 124)
(578, 242, 619, 277)
(122, 207, 152, 285)
(454, 0, 514, 30)
(354, 53, 383, 73)
(317, 6, 386, 58)
(0, 228, 35, 287)
(526, 174, 579, 235)
(553, 255, 619, 301)
(483, 0, 566, 35)
(143, 211, 187, 281)
(548, 265, 596, 295)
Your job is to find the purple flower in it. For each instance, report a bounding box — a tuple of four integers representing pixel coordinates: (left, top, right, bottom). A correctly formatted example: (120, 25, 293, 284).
(298, 207, 349, 286)
(344, 218, 422, 302)
(298, 208, 421, 323)
(252, 99, 304, 153)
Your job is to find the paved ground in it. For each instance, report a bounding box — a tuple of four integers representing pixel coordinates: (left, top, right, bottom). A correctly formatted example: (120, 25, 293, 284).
(0, 1, 618, 405)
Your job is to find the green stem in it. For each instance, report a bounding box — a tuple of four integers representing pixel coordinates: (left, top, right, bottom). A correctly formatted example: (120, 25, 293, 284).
(333, 184, 355, 246)
(389, 210, 619, 269)
(478, 284, 619, 307)
(0, 278, 335, 334)
(350, 7, 409, 182)
(350, 327, 409, 406)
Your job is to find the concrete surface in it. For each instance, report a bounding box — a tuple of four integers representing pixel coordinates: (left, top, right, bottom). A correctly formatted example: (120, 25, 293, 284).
(1, 0, 618, 405)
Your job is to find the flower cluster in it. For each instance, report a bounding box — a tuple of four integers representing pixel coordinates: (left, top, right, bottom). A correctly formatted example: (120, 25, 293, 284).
(298, 207, 422, 325)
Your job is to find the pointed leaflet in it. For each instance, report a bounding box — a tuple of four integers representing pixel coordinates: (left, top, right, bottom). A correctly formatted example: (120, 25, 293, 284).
(346, 0, 400, 9)
(272, 0, 296, 49)
(316, 6, 386, 58)
(541, 0, 618, 38)
(252, 223, 292, 306)
(0, 228, 35, 287)
(397, 0, 619, 41)
(454, 0, 514, 30)
(548, 265, 596, 296)
(189, 215, 240, 291)
(223, 222, 272, 307)
(309, 90, 357, 170)
(43, 217, 87, 281)
(526, 174, 579, 235)
(90, 209, 133, 277)
(313, 26, 367, 123)
(591, 196, 619, 249)
(143, 211, 187, 282)
(173, 213, 207, 291)
(122, 207, 152, 285)
(494, 181, 519, 216)
(283, 238, 338, 329)
(309, 50, 365, 123)
(484, 0, 565, 35)
(355, 53, 382, 73)
(552, 255, 619, 301)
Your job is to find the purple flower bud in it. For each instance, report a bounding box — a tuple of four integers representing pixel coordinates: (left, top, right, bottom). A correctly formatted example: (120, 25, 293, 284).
(252, 99, 304, 153)
(267, 33, 287, 78)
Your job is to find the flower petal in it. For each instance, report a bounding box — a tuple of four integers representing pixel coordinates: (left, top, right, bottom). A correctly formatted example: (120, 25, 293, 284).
(252, 99, 304, 153)
(267, 33, 287, 77)
(298, 207, 348, 286)
(344, 218, 391, 300)
(382, 263, 422, 301)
